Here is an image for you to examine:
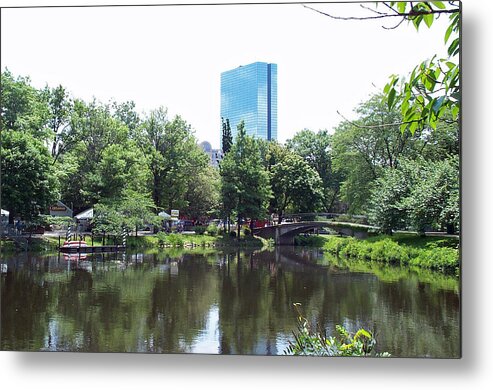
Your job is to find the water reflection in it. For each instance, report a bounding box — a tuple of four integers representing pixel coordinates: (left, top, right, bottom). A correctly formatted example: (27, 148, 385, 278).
(0, 247, 460, 357)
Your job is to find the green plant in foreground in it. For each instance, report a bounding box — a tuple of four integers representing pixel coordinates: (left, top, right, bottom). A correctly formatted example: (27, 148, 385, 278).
(284, 304, 390, 357)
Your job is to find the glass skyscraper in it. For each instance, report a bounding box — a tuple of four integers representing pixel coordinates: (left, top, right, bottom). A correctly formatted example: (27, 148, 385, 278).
(220, 62, 277, 145)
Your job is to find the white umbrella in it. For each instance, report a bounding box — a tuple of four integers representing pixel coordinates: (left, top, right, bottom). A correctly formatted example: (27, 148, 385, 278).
(1, 209, 9, 216)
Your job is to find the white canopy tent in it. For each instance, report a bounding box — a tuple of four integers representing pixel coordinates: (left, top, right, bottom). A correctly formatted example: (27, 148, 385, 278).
(74, 208, 93, 220)
(158, 211, 178, 221)
(1, 209, 9, 225)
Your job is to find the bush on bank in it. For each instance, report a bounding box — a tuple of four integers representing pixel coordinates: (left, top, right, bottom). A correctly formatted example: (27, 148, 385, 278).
(322, 235, 459, 274)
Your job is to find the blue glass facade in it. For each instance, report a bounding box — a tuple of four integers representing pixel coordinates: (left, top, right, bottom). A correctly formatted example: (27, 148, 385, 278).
(221, 62, 277, 145)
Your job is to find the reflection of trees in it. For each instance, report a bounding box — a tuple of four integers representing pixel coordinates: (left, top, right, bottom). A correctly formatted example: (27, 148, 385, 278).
(1, 270, 50, 350)
(1, 249, 460, 356)
(144, 253, 219, 353)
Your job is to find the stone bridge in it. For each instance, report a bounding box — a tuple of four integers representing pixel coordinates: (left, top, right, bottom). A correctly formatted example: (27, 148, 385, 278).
(253, 221, 375, 245)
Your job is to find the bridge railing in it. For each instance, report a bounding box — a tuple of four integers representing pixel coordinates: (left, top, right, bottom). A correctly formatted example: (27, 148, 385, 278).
(280, 213, 368, 224)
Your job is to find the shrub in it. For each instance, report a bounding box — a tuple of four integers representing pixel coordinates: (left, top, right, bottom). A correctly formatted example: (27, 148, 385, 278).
(323, 237, 347, 255)
(206, 223, 219, 236)
(166, 233, 184, 247)
(369, 238, 410, 265)
(193, 226, 207, 235)
(156, 232, 168, 247)
(284, 304, 389, 357)
(409, 246, 459, 273)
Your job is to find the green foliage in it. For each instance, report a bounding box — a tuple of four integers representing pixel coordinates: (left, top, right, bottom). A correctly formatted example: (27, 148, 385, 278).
(221, 117, 233, 154)
(1, 130, 59, 222)
(383, 2, 460, 133)
(409, 245, 459, 273)
(155, 231, 168, 247)
(284, 304, 389, 357)
(136, 107, 208, 212)
(294, 234, 326, 247)
(192, 226, 207, 235)
(1, 69, 50, 137)
(269, 151, 324, 218)
(43, 84, 72, 160)
(36, 215, 73, 229)
(323, 235, 459, 274)
(332, 95, 415, 213)
(182, 164, 221, 221)
(165, 233, 185, 247)
(286, 129, 341, 212)
(219, 121, 271, 234)
(92, 189, 156, 237)
(206, 223, 219, 236)
(368, 156, 459, 234)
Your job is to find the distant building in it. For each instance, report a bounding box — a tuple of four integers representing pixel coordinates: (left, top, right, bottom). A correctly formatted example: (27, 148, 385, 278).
(49, 201, 73, 218)
(199, 141, 223, 168)
(220, 61, 277, 144)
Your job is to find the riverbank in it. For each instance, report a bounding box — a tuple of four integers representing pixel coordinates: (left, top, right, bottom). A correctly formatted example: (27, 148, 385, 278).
(1, 232, 460, 276)
(310, 233, 459, 275)
(0, 232, 274, 255)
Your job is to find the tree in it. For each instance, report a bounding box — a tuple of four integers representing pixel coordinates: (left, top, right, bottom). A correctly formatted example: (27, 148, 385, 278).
(221, 117, 233, 154)
(93, 189, 157, 238)
(1, 69, 49, 137)
(332, 95, 416, 213)
(269, 152, 323, 222)
(219, 121, 271, 238)
(136, 107, 208, 212)
(1, 130, 59, 223)
(95, 142, 149, 201)
(57, 99, 130, 210)
(43, 84, 72, 161)
(368, 156, 459, 234)
(286, 129, 341, 212)
(182, 164, 221, 221)
(112, 100, 141, 137)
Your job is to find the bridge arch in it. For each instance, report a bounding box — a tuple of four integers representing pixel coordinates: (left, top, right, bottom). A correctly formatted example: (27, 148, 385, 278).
(253, 221, 374, 245)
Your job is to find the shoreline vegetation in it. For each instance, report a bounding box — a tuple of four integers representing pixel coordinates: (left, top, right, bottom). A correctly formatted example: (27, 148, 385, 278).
(1, 231, 459, 277)
(296, 233, 459, 275)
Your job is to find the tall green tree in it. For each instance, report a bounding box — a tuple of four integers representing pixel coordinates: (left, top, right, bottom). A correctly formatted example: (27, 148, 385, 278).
(57, 100, 130, 210)
(220, 121, 271, 237)
(221, 117, 233, 154)
(1, 130, 59, 223)
(111, 100, 141, 137)
(136, 107, 208, 212)
(332, 95, 415, 213)
(1, 69, 49, 137)
(269, 152, 323, 222)
(286, 129, 341, 212)
(43, 84, 72, 161)
(182, 164, 221, 221)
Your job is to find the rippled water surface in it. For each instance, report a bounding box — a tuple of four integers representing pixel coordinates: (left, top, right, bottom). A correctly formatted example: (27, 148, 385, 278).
(0, 247, 460, 357)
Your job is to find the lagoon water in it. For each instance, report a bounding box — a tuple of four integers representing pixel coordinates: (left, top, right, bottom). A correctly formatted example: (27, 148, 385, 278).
(0, 247, 460, 357)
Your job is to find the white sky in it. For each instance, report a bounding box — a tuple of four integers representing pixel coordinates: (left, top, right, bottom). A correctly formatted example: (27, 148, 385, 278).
(1, 1, 451, 148)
